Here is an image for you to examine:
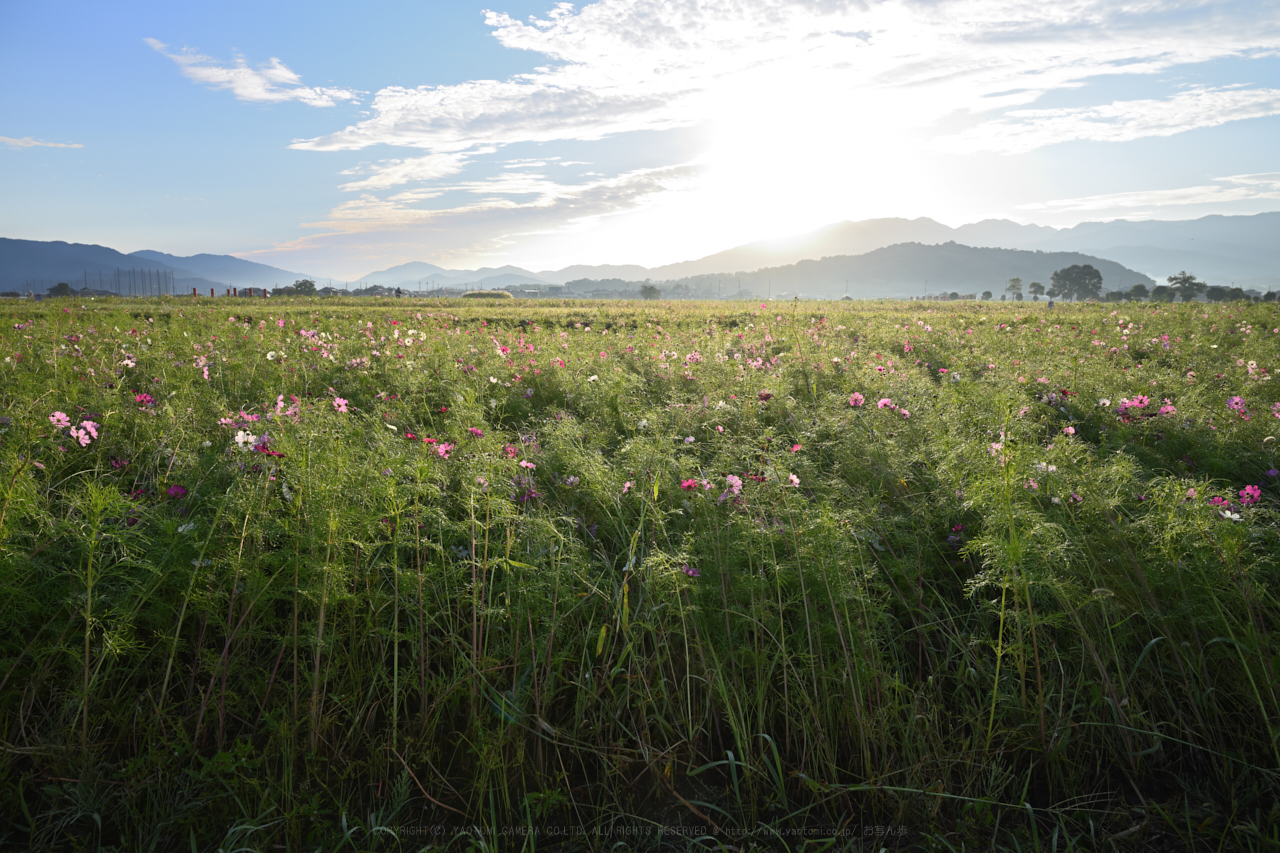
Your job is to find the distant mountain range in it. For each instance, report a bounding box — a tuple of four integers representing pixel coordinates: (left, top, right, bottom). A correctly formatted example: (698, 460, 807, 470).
(661, 242, 1154, 300)
(2, 211, 1274, 297)
(0, 239, 315, 293)
(354, 212, 1277, 293)
(639, 213, 1278, 290)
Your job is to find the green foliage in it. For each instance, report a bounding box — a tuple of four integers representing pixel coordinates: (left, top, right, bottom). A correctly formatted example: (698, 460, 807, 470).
(1, 296, 1279, 850)
(1050, 264, 1104, 302)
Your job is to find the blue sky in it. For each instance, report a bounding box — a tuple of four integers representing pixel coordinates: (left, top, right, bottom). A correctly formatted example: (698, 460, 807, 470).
(2, 0, 1278, 279)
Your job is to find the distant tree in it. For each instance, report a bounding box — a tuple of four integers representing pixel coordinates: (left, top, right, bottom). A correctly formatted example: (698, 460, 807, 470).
(1264, 291, 1277, 302)
(981, 290, 992, 301)
(1205, 286, 1228, 303)
(1128, 283, 1149, 301)
(1005, 277, 1023, 300)
(1050, 265, 1103, 302)
(48, 282, 74, 297)
(948, 291, 959, 301)
(0, 291, 19, 298)
(294, 279, 316, 295)
(1226, 286, 1247, 302)
(639, 284, 661, 300)
(1167, 271, 1205, 303)
(1028, 281, 1044, 300)
(1150, 285, 1174, 302)
(1000, 294, 1006, 301)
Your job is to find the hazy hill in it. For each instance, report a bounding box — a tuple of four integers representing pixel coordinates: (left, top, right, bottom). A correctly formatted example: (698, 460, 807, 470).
(131, 250, 312, 289)
(535, 264, 652, 285)
(670, 242, 1154, 299)
(0, 238, 222, 293)
(546, 212, 1277, 292)
(357, 261, 551, 290)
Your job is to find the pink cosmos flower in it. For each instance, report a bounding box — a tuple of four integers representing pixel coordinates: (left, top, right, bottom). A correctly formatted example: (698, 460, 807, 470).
(436, 442, 454, 459)
(788, 473, 800, 486)
(50, 411, 71, 428)
(166, 484, 188, 499)
(69, 427, 92, 447)
(519, 460, 536, 469)
(1240, 485, 1262, 506)
(80, 420, 99, 439)
(900, 409, 911, 419)
(622, 481, 633, 494)
(469, 427, 484, 437)
(682, 564, 700, 577)
(877, 398, 894, 409)
(333, 397, 349, 413)
(1062, 426, 1076, 435)
(790, 444, 802, 453)
(849, 393, 865, 407)
(680, 479, 697, 490)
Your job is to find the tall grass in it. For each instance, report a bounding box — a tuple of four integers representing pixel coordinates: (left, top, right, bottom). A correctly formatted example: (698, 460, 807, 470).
(1, 296, 1278, 850)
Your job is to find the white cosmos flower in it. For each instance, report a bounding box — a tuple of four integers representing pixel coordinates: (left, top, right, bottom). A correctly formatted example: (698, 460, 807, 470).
(588, 375, 599, 382)
(267, 351, 278, 361)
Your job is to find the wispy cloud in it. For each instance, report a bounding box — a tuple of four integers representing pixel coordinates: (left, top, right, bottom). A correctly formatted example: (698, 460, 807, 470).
(1, 136, 83, 149)
(146, 38, 360, 107)
(242, 163, 699, 272)
(942, 87, 1280, 155)
(1020, 173, 1280, 214)
(265, 0, 1280, 267)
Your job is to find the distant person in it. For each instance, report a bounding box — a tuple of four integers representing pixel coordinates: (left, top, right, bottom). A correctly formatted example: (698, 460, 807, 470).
(1047, 300, 1055, 309)
(395, 287, 402, 299)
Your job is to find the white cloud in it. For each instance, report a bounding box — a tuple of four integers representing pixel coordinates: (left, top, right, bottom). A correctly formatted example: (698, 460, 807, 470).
(261, 0, 1280, 267)
(1, 136, 83, 149)
(294, 0, 1280, 160)
(942, 87, 1280, 154)
(146, 38, 360, 107)
(337, 152, 479, 191)
(1019, 172, 1280, 213)
(240, 162, 699, 273)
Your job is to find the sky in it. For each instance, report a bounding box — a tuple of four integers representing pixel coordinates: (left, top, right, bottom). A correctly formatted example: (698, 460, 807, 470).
(2, 0, 1279, 280)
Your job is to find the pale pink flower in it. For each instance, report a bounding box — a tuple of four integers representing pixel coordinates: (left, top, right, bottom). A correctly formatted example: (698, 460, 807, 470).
(50, 411, 71, 429)
(333, 397, 349, 413)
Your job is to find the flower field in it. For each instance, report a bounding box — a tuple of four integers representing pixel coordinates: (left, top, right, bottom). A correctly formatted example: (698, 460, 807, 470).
(2, 295, 1280, 850)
